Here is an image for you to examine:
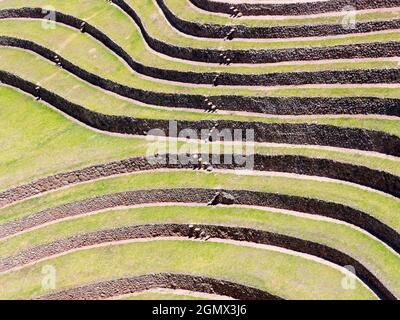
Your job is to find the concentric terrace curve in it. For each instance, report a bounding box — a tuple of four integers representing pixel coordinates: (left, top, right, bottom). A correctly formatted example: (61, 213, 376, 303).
(1, 188, 398, 254)
(3, 34, 400, 116)
(188, 0, 400, 16)
(98, 1, 400, 63)
(2, 72, 399, 156)
(3, 10, 400, 90)
(0, 223, 394, 299)
(0, 154, 399, 207)
(36, 273, 281, 300)
(157, 0, 400, 39)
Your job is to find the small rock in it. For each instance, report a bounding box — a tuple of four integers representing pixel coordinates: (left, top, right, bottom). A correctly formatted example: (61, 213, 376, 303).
(208, 191, 235, 206)
(194, 228, 201, 238)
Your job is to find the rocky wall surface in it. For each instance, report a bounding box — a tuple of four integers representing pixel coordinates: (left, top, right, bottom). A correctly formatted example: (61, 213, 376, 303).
(1, 154, 398, 209)
(2, 71, 399, 158)
(157, 0, 400, 38)
(110, 1, 400, 63)
(1, 9, 399, 116)
(1, 188, 398, 253)
(37, 273, 281, 300)
(189, 0, 400, 16)
(1, 223, 394, 299)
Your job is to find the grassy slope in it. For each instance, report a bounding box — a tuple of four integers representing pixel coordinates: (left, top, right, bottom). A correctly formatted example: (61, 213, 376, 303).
(128, 0, 400, 49)
(1, 47, 399, 138)
(0, 170, 398, 232)
(0, 0, 397, 75)
(1, 19, 400, 101)
(0, 240, 375, 300)
(167, 0, 400, 27)
(1, 205, 398, 295)
(0, 0, 397, 302)
(0, 86, 399, 191)
(0, 20, 269, 97)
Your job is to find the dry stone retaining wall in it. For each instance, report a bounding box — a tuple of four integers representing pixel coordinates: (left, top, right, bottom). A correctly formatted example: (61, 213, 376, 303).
(110, 1, 400, 63)
(2, 9, 400, 116)
(1, 71, 399, 157)
(0, 154, 399, 209)
(157, 0, 400, 38)
(0, 223, 395, 299)
(189, 0, 400, 16)
(37, 273, 281, 300)
(1, 189, 398, 254)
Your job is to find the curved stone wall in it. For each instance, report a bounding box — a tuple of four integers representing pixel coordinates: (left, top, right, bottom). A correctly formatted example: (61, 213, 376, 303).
(0, 154, 399, 209)
(1, 71, 399, 157)
(37, 273, 281, 300)
(5, 35, 400, 89)
(2, 35, 400, 116)
(0, 223, 394, 299)
(3, 6, 400, 64)
(1, 189, 398, 254)
(1, 0, 398, 303)
(189, 0, 400, 16)
(109, 1, 400, 63)
(158, 0, 400, 39)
